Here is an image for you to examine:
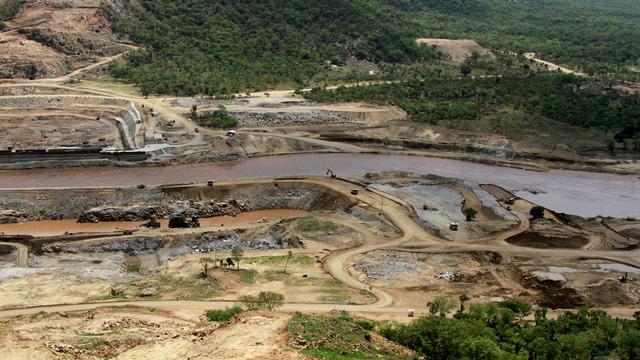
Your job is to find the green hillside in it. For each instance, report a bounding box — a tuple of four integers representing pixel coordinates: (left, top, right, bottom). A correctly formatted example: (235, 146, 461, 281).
(381, 0, 640, 75)
(104, 0, 436, 96)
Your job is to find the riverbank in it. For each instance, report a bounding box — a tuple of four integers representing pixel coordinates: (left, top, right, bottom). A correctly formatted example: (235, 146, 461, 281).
(0, 154, 637, 218)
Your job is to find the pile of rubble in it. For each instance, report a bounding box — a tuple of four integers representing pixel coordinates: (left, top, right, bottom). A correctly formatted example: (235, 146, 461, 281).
(229, 110, 353, 128)
(78, 199, 247, 222)
(355, 255, 428, 281)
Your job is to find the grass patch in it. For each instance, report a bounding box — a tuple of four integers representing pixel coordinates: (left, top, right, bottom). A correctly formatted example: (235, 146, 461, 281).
(296, 217, 337, 234)
(238, 269, 257, 284)
(289, 312, 409, 360)
(74, 331, 107, 337)
(261, 270, 288, 282)
(205, 306, 244, 323)
(126, 264, 140, 273)
(322, 277, 343, 287)
(88, 294, 119, 301)
(77, 338, 111, 351)
(319, 294, 349, 303)
(245, 255, 315, 266)
(319, 288, 351, 303)
(100, 274, 222, 301)
(80, 79, 142, 96)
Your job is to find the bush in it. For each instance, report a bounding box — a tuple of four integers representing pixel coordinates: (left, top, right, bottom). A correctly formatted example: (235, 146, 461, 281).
(196, 110, 237, 129)
(530, 206, 546, 219)
(205, 306, 244, 323)
(355, 318, 375, 331)
(464, 208, 478, 222)
(238, 291, 284, 311)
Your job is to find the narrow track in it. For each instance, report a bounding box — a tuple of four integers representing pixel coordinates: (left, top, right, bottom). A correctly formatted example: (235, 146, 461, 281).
(0, 242, 28, 267)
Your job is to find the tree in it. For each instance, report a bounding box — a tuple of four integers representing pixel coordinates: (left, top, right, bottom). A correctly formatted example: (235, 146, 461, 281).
(283, 250, 293, 274)
(460, 336, 504, 360)
(606, 139, 616, 156)
(258, 291, 285, 310)
(231, 246, 244, 270)
(530, 206, 545, 219)
(464, 208, 478, 222)
(238, 291, 284, 311)
(199, 257, 215, 277)
(458, 293, 470, 313)
(428, 295, 457, 317)
(190, 105, 198, 119)
(24, 63, 38, 80)
(470, 51, 481, 64)
(460, 63, 472, 76)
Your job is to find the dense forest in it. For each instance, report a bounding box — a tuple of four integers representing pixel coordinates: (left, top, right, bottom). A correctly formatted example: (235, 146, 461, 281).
(381, 301, 640, 360)
(102, 0, 640, 94)
(305, 74, 640, 148)
(381, 0, 640, 74)
(103, 0, 435, 96)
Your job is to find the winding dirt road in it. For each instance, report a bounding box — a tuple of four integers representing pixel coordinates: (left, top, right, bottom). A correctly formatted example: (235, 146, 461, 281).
(0, 177, 637, 320)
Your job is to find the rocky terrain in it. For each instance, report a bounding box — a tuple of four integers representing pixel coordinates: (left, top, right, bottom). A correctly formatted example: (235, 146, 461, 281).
(229, 110, 354, 128)
(0, 181, 355, 223)
(0, 0, 130, 79)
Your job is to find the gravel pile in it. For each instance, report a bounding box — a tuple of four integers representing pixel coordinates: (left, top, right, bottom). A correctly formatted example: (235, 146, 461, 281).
(354, 254, 429, 281)
(78, 199, 247, 222)
(230, 110, 353, 128)
(463, 181, 517, 221)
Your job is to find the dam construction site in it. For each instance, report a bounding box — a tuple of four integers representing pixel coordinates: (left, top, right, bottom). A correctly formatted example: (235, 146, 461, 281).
(0, 1, 639, 359)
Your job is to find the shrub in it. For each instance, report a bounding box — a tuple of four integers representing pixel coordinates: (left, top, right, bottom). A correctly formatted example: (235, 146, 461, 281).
(205, 306, 244, 323)
(238, 291, 285, 311)
(464, 208, 478, 222)
(530, 206, 545, 219)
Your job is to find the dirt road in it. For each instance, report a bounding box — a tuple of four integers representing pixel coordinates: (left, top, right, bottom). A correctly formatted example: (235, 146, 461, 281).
(524, 53, 587, 76)
(0, 242, 28, 267)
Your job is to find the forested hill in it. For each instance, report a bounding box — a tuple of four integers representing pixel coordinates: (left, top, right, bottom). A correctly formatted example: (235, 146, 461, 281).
(380, 0, 640, 74)
(104, 0, 435, 96)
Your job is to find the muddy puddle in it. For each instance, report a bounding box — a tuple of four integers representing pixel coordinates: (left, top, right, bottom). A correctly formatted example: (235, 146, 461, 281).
(532, 263, 640, 281)
(0, 209, 307, 237)
(506, 231, 589, 249)
(594, 263, 640, 275)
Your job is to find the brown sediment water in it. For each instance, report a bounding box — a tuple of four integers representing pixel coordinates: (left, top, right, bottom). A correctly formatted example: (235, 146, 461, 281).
(0, 209, 308, 237)
(0, 154, 637, 217)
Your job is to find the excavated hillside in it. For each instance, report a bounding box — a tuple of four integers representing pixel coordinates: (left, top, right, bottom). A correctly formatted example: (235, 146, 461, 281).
(0, 0, 131, 79)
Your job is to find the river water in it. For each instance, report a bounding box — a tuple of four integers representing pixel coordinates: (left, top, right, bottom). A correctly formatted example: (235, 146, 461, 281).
(0, 154, 637, 218)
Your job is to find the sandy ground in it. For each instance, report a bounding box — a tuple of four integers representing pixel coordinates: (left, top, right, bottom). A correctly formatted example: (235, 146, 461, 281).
(416, 38, 492, 62)
(0, 307, 303, 360)
(0, 114, 118, 149)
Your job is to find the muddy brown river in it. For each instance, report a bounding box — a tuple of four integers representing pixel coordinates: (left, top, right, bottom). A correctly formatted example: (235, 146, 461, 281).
(0, 154, 637, 218)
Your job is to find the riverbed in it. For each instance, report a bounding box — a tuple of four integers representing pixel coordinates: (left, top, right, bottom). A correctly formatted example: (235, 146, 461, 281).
(0, 209, 307, 237)
(0, 154, 637, 218)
